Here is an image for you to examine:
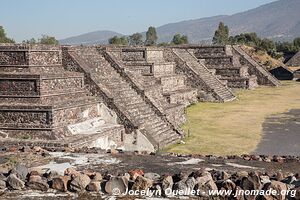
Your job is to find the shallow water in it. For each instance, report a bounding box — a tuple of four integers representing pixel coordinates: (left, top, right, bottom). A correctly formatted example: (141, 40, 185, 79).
(254, 109, 300, 156)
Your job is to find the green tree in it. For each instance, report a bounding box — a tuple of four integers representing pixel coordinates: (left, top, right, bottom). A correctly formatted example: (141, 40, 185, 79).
(39, 35, 59, 45)
(293, 37, 300, 49)
(128, 33, 143, 45)
(259, 38, 276, 52)
(212, 22, 229, 45)
(171, 34, 189, 45)
(229, 33, 261, 46)
(0, 26, 15, 43)
(145, 26, 158, 46)
(22, 38, 37, 44)
(108, 36, 128, 45)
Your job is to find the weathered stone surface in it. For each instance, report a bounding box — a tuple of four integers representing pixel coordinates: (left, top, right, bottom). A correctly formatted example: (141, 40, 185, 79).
(14, 164, 28, 181)
(92, 172, 103, 181)
(87, 181, 100, 192)
(105, 176, 128, 194)
(69, 174, 91, 192)
(144, 172, 160, 182)
(261, 181, 287, 200)
(27, 175, 49, 191)
(7, 174, 25, 190)
(128, 169, 144, 180)
(51, 176, 70, 192)
(0, 180, 6, 189)
(64, 167, 81, 178)
(132, 176, 153, 191)
(174, 177, 196, 192)
(162, 175, 173, 196)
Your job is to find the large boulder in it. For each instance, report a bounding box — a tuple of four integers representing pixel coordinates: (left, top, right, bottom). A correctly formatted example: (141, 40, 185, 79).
(7, 174, 25, 190)
(69, 174, 91, 192)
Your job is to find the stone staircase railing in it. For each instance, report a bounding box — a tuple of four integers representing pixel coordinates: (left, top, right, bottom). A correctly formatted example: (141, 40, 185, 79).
(232, 45, 280, 86)
(172, 49, 236, 102)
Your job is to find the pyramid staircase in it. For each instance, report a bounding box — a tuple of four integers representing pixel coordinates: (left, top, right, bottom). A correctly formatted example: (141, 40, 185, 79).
(172, 48, 236, 102)
(66, 46, 183, 150)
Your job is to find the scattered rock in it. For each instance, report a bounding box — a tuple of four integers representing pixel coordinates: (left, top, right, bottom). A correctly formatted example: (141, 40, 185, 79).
(0, 173, 7, 181)
(87, 181, 100, 192)
(260, 175, 271, 184)
(32, 146, 42, 152)
(212, 170, 230, 181)
(219, 179, 236, 191)
(128, 169, 144, 180)
(26, 175, 49, 191)
(92, 172, 103, 181)
(14, 164, 28, 181)
(64, 167, 81, 178)
(261, 181, 287, 200)
(7, 174, 25, 190)
(162, 175, 173, 196)
(174, 177, 196, 193)
(196, 179, 218, 197)
(144, 173, 160, 183)
(105, 176, 128, 195)
(69, 174, 91, 192)
(132, 176, 153, 191)
(51, 176, 70, 192)
(0, 180, 6, 189)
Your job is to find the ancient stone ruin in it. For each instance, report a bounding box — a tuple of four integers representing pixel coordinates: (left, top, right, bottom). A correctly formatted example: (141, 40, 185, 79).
(0, 44, 280, 152)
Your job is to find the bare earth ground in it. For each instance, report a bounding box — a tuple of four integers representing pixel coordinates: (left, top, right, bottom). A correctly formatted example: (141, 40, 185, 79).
(254, 109, 300, 156)
(166, 81, 300, 155)
(0, 150, 299, 199)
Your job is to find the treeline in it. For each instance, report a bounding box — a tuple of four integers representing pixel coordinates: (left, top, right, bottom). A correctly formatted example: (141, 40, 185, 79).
(108, 26, 189, 46)
(0, 25, 59, 45)
(212, 22, 300, 59)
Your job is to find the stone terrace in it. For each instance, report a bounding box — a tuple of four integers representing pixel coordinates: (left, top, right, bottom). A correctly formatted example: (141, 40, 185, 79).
(0, 44, 124, 149)
(0, 44, 280, 152)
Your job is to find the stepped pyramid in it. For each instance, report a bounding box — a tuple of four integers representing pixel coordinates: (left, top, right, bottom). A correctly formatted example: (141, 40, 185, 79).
(0, 44, 280, 152)
(0, 44, 124, 149)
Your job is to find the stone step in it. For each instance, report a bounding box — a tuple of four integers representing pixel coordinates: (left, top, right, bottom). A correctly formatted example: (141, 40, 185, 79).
(73, 47, 181, 148)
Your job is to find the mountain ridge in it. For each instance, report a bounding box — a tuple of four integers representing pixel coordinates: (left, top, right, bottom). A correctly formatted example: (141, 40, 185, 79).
(60, 0, 300, 45)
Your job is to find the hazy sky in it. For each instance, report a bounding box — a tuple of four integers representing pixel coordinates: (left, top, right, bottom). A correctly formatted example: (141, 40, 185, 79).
(1, 0, 277, 42)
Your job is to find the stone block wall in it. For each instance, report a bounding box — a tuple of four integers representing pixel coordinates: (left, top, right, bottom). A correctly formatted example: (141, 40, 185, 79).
(146, 48, 164, 63)
(153, 63, 174, 77)
(160, 75, 186, 93)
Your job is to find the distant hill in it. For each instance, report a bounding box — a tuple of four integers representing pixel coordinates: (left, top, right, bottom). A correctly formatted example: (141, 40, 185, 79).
(60, 0, 300, 45)
(59, 30, 123, 45)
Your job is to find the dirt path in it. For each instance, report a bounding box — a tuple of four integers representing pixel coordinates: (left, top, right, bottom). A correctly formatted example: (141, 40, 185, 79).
(253, 109, 300, 156)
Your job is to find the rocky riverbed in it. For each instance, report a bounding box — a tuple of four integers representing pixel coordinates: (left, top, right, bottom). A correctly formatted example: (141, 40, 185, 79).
(0, 146, 300, 199)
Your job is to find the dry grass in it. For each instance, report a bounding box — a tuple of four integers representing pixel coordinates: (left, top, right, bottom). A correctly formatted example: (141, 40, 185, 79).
(165, 81, 300, 156)
(242, 45, 284, 69)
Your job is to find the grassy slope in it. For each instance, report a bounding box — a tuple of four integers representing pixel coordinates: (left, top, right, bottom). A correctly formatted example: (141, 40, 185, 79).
(166, 81, 300, 156)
